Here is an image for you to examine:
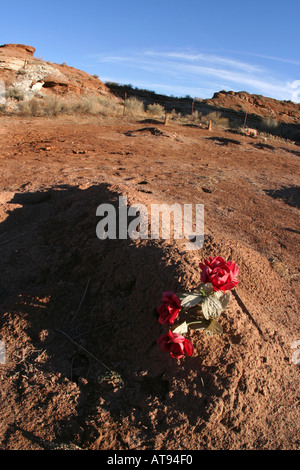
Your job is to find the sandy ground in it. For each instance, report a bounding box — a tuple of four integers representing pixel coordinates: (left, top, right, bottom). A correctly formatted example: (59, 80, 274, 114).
(0, 115, 299, 450)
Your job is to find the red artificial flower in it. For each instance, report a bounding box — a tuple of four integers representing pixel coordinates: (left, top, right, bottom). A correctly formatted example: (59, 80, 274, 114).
(157, 330, 194, 359)
(199, 256, 239, 292)
(157, 291, 181, 325)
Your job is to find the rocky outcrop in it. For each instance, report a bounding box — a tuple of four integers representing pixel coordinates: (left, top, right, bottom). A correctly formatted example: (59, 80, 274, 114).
(106, 84, 300, 141)
(207, 90, 300, 124)
(0, 43, 110, 103)
(0, 44, 36, 57)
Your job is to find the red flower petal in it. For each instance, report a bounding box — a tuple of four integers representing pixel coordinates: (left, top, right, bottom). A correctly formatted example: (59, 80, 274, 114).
(184, 339, 194, 356)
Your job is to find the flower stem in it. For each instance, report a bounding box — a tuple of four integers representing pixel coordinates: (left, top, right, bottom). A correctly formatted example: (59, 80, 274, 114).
(186, 319, 209, 327)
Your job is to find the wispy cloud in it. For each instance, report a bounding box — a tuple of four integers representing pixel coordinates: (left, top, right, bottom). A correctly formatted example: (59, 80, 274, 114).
(290, 80, 300, 102)
(143, 50, 264, 74)
(92, 48, 300, 102)
(224, 49, 300, 67)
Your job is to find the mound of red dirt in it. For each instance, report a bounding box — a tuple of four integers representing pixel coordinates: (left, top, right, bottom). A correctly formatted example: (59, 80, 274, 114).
(0, 116, 299, 450)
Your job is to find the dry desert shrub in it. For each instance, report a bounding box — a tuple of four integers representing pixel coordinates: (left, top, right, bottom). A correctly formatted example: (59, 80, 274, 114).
(62, 95, 122, 117)
(261, 117, 279, 132)
(70, 95, 122, 116)
(15, 94, 123, 117)
(201, 111, 229, 128)
(94, 96, 122, 116)
(18, 97, 45, 116)
(0, 104, 7, 114)
(17, 95, 64, 117)
(44, 95, 65, 116)
(6, 86, 25, 102)
(16, 68, 27, 76)
(147, 102, 165, 116)
(170, 109, 182, 121)
(124, 96, 145, 116)
(191, 109, 200, 122)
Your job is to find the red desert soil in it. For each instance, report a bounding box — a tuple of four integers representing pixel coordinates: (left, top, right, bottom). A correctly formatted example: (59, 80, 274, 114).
(0, 115, 299, 450)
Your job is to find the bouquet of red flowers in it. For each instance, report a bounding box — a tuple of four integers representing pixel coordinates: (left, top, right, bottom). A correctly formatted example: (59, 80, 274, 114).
(156, 256, 239, 359)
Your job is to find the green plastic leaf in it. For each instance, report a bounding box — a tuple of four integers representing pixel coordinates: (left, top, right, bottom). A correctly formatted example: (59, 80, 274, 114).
(205, 319, 223, 336)
(177, 292, 203, 308)
(188, 319, 211, 331)
(187, 318, 223, 336)
(201, 283, 214, 296)
(171, 321, 188, 335)
(201, 295, 223, 319)
(215, 291, 231, 309)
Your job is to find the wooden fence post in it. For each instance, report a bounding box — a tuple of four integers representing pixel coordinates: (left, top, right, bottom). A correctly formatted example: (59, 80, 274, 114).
(123, 92, 127, 116)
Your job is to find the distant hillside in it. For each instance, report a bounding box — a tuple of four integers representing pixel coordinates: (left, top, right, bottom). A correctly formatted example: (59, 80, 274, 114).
(106, 83, 300, 141)
(207, 90, 300, 125)
(1, 43, 299, 141)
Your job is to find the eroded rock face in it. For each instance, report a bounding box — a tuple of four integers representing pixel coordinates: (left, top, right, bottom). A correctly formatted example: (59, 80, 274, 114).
(0, 44, 36, 57)
(0, 43, 110, 103)
(208, 89, 300, 124)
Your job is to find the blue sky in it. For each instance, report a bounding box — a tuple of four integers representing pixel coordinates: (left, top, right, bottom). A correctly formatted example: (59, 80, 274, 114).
(1, 0, 300, 101)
